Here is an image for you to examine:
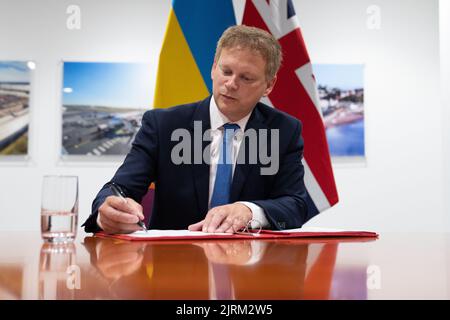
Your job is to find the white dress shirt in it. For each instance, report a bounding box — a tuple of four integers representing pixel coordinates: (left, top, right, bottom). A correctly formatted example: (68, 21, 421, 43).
(208, 97, 269, 229)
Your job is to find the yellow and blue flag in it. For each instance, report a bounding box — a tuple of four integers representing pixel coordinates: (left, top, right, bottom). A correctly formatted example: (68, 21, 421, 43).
(153, 0, 236, 108)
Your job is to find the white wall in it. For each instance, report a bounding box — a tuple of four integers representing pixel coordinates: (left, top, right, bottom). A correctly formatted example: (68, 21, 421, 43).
(0, 0, 170, 230)
(296, 0, 445, 231)
(440, 0, 450, 231)
(439, 0, 450, 297)
(0, 0, 446, 232)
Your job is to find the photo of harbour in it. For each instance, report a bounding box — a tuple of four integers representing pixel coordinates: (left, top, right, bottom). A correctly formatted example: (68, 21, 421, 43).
(62, 62, 152, 156)
(314, 64, 365, 157)
(0, 61, 31, 156)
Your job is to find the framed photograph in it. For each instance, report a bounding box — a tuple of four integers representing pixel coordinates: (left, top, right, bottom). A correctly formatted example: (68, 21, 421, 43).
(61, 62, 153, 157)
(0, 61, 32, 156)
(313, 64, 365, 158)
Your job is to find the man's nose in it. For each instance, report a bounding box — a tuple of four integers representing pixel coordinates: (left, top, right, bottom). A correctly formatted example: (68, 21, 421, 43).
(225, 76, 238, 90)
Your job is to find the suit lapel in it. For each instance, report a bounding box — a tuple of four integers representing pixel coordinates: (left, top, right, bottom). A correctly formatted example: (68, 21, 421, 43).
(230, 104, 268, 202)
(190, 97, 212, 217)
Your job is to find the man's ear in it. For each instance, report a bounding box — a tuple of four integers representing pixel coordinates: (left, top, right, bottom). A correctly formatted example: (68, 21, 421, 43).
(211, 60, 217, 79)
(262, 76, 277, 97)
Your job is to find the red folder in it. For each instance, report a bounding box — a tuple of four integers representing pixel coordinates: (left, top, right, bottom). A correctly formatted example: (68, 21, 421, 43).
(95, 227, 378, 242)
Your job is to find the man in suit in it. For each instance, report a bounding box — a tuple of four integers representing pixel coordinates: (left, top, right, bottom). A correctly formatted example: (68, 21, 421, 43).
(83, 25, 313, 234)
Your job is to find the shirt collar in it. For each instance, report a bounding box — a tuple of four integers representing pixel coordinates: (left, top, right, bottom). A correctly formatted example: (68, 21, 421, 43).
(209, 96, 252, 131)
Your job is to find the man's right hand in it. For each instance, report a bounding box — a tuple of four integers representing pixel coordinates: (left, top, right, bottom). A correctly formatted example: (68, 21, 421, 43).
(97, 196, 145, 234)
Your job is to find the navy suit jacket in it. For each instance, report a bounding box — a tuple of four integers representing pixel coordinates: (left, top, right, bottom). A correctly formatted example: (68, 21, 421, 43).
(83, 96, 313, 232)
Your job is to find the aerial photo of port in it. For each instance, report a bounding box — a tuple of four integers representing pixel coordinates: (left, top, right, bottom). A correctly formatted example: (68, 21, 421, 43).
(314, 64, 365, 157)
(62, 62, 153, 156)
(0, 61, 31, 156)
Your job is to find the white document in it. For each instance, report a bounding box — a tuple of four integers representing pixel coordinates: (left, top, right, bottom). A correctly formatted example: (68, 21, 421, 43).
(127, 229, 231, 238)
(125, 227, 352, 238)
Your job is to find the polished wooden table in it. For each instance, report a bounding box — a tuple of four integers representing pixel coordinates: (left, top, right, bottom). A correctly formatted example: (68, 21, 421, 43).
(0, 231, 449, 300)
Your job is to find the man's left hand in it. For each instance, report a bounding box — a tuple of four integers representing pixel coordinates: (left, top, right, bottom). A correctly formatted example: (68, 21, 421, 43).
(188, 203, 252, 233)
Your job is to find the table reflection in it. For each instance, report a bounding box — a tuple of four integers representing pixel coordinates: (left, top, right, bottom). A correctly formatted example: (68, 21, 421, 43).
(39, 242, 77, 300)
(0, 231, 384, 300)
(82, 236, 210, 299)
(80, 236, 359, 299)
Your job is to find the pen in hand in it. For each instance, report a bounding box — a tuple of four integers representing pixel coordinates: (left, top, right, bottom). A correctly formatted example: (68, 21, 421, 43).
(109, 183, 147, 232)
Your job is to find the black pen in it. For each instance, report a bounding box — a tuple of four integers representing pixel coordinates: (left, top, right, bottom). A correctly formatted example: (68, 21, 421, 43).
(109, 183, 147, 232)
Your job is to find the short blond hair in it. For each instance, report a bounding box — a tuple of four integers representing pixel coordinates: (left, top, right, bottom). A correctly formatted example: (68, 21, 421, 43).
(214, 25, 282, 80)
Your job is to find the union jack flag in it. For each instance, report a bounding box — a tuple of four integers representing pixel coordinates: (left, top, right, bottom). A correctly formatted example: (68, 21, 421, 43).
(241, 0, 338, 215)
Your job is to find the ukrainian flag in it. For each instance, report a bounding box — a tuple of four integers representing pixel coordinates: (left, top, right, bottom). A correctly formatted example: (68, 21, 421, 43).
(153, 0, 236, 109)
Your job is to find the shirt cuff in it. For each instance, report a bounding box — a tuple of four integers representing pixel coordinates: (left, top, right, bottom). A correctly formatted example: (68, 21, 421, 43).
(96, 214, 104, 231)
(237, 201, 270, 229)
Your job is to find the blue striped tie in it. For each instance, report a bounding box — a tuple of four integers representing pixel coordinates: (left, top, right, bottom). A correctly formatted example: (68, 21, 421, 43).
(210, 123, 240, 208)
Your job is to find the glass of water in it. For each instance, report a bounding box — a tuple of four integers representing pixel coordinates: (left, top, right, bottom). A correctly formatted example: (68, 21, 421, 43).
(41, 175, 79, 243)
